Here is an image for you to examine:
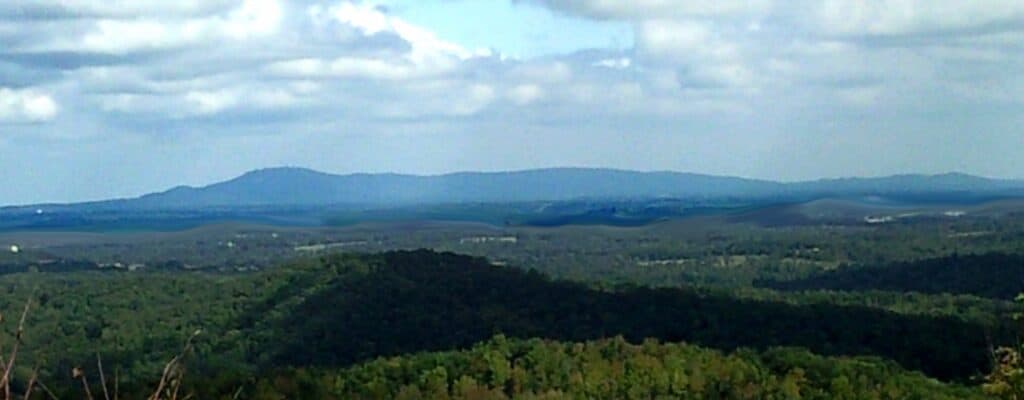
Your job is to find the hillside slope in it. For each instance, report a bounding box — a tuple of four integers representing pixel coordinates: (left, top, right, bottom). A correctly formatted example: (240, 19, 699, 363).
(239, 250, 1001, 381)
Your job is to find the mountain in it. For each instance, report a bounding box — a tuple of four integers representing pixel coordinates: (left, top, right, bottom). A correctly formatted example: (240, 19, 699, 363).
(129, 167, 785, 208)
(133, 168, 1024, 208)
(790, 172, 1024, 198)
(6, 168, 1024, 211)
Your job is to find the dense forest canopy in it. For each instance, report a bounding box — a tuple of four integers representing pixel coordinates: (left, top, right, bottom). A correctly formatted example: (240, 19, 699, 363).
(0, 249, 1013, 398)
(761, 253, 1024, 299)
(246, 336, 987, 400)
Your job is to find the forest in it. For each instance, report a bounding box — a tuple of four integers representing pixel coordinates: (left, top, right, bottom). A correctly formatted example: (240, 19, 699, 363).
(246, 336, 987, 399)
(760, 253, 1024, 299)
(2, 214, 1024, 398)
(0, 249, 1016, 398)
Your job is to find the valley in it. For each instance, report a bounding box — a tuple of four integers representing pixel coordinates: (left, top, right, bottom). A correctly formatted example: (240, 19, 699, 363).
(1, 169, 1024, 397)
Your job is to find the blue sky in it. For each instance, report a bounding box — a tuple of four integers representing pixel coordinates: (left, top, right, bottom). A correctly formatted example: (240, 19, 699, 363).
(1, 0, 1023, 204)
(374, 0, 633, 58)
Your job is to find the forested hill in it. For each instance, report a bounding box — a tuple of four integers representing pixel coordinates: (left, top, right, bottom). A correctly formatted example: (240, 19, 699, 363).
(0, 249, 1008, 397)
(11, 167, 1024, 210)
(239, 250, 1002, 382)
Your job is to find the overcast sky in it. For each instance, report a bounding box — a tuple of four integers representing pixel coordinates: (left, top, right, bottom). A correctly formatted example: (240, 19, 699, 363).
(1, 0, 1023, 204)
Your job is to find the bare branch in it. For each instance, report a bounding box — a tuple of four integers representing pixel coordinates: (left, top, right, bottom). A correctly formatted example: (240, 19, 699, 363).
(1, 296, 32, 399)
(34, 380, 58, 400)
(149, 330, 201, 400)
(74, 367, 94, 400)
(148, 355, 179, 400)
(21, 367, 38, 400)
(96, 354, 110, 400)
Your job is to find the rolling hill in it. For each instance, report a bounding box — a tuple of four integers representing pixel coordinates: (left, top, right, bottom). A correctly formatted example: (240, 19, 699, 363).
(23, 167, 1024, 210)
(2, 168, 1023, 231)
(130, 167, 784, 208)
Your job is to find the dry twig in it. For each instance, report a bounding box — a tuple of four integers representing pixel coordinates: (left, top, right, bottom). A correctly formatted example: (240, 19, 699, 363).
(148, 330, 201, 400)
(74, 366, 94, 400)
(0, 296, 32, 400)
(21, 367, 38, 400)
(97, 353, 111, 400)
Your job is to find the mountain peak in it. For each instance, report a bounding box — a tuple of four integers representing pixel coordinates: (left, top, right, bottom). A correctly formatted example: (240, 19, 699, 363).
(238, 167, 331, 178)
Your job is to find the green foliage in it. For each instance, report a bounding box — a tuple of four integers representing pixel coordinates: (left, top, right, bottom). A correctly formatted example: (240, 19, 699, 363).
(0, 249, 1011, 396)
(763, 253, 1024, 300)
(246, 251, 1004, 382)
(246, 336, 987, 399)
(983, 294, 1024, 399)
(984, 346, 1024, 399)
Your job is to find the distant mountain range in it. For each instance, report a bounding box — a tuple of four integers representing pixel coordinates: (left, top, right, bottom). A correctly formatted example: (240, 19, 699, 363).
(10, 167, 1024, 210)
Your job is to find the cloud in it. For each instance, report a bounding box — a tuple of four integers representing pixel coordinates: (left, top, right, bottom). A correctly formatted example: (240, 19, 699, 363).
(527, 0, 772, 19)
(13, 0, 282, 55)
(312, 2, 487, 66)
(1, 0, 1024, 204)
(507, 84, 544, 105)
(812, 0, 1024, 36)
(185, 90, 239, 115)
(508, 61, 573, 84)
(0, 87, 58, 123)
(593, 57, 630, 69)
(266, 57, 418, 80)
(3, 0, 513, 124)
(535, 0, 1024, 36)
(0, 1, 239, 18)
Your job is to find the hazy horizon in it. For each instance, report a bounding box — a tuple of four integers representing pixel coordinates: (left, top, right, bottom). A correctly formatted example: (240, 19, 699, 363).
(4, 165, 1019, 207)
(2, 1, 1023, 204)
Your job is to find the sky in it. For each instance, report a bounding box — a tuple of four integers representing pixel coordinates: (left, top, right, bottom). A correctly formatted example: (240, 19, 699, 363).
(1, 1, 1023, 204)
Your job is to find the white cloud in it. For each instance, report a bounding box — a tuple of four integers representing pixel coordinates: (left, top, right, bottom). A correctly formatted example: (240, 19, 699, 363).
(316, 2, 482, 65)
(77, 19, 198, 54)
(185, 90, 239, 115)
(363, 81, 497, 118)
(635, 19, 754, 89)
(453, 84, 497, 115)
(252, 89, 299, 108)
(222, 0, 283, 39)
(814, 0, 1024, 36)
(508, 84, 544, 105)
(260, 2, 497, 84)
(266, 57, 417, 80)
(593, 57, 631, 69)
(181, 85, 306, 116)
(0, 88, 58, 123)
(0, 1, 238, 19)
(637, 20, 724, 59)
(539, 0, 1024, 36)
(21, 0, 282, 54)
(98, 93, 158, 114)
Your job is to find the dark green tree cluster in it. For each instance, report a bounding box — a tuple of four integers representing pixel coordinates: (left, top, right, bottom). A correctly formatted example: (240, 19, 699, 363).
(763, 253, 1024, 299)
(244, 251, 1004, 382)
